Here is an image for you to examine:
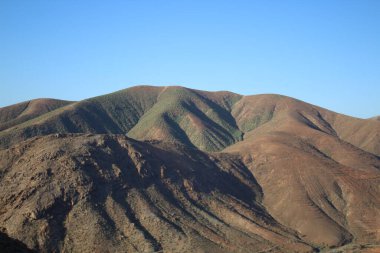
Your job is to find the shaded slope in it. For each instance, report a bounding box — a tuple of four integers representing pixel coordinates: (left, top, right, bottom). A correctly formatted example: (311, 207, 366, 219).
(0, 86, 244, 152)
(0, 231, 35, 253)
(1, 86, 379, 156)
(0, 100, 123, 149)
(0, 86, 163, 149)
(0, 85, 379, 252)
(0, 99, 72, 131)
(87, 85, 163, 132)
(128, 86, 243, 151)
(0, 134, 312, 253)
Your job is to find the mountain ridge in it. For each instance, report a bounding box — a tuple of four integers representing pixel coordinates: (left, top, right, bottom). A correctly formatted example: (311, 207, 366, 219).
(0, 85, 379, 156)
(0, 85, 379, 252)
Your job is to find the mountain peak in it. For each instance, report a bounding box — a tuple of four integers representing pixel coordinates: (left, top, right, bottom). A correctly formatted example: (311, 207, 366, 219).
(0, 86, 379, 252)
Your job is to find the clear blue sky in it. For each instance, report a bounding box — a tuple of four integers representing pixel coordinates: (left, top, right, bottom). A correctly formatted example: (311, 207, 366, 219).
(1, 1, 379, 118)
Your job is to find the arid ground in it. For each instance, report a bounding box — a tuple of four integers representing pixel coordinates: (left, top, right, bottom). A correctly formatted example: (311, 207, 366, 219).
(0, 86, 379, 252)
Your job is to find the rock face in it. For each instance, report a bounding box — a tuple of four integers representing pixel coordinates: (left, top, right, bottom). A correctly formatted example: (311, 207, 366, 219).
(0, 231, 35, 253)
(0, 86, 379, 252)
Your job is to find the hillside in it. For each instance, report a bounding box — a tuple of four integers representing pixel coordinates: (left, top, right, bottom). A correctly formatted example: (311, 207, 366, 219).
(0, 134, 315, 253)
(0, 99, 72, 132)
(0, 85, 379, 252)
(0, 86, 379, 156)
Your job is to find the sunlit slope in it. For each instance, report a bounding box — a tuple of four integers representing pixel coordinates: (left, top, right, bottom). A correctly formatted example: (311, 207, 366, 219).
(0, 86, 244, 151)
(231, 94, 380, 156)
(225, 96, 380, 246)
(0, 85, 379, 155)
(128, 86, 243, 151)
(0, 85, 379, 252)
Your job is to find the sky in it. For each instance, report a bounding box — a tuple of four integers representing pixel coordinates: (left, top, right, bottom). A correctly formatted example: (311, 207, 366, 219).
(0, 1, 379, 118)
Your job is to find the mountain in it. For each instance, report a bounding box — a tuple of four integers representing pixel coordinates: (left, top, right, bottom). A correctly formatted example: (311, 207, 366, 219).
(0, 86, 379, 253)
(0, 98, 72, 132)
(1, 86, 379, 156)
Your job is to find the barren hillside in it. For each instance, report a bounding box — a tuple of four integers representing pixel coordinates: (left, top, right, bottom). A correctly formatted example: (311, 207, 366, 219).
(0, 86, 379, 252)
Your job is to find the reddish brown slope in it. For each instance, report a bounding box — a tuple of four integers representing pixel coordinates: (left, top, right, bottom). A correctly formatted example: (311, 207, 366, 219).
(1, 87, 378, 156)
(226, 95, 380, 248)
(0, 134, 313, 253)
(0, 86, 379, 252)
(319, 110, 380, 156)
(231, 94, 380, 156)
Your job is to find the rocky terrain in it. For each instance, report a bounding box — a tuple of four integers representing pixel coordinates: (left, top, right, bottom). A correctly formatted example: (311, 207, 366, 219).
(0, 86, 379, 252)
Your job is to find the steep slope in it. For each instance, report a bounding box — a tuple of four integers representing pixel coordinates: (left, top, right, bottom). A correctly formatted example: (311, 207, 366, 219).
(0, 134, 312, 253)
(0, 231, 35, 253)
(0, 85, 379, 252)
(1, 86, 379, 155)
(231, 94, 380, 156)
(128, 86, 243, 151)
(87, 86, 164, 132)
(318, 110, 380, 156)
(231, 94, 279, 133)
(226, 96, 380, 247)
(0, 87, 162, 149)
(0, 86, 244, 151)
(0, 99, 72, 132)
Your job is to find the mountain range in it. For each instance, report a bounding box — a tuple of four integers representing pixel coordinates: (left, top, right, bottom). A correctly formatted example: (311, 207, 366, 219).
(0, 86, 379, 253)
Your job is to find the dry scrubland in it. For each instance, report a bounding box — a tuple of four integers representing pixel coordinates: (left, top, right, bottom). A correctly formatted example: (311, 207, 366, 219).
(0, 86, 379, 252)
